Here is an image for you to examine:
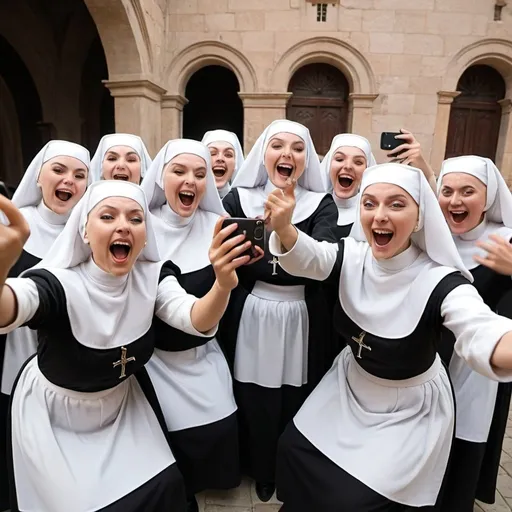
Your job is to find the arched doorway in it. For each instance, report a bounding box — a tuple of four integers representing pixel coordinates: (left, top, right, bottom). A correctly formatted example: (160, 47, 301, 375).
(287, 63, 350, 156)
(0, 34, 43, 186)
(445, 65, 506, 161)
(183, 65, 243, 143)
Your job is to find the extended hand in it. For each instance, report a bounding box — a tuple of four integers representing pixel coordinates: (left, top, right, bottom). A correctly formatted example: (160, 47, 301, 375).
(264, 178, 296, 236)
(475, 234, 512, 275)
(209, 218, 251, 291)
(0, 195, 29, 282)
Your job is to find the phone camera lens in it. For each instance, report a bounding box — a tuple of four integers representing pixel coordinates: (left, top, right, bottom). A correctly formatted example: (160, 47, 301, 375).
(254, 226, 264, 240)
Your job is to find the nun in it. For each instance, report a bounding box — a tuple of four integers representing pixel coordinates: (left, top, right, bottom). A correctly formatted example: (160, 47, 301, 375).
(320, 133, 376, 239)
(90, 133, 152, 183)
(222, 119, 338, 502)
(201, 130, 244, 199)
(265, 163, 512, 510)
(141, 139, 240, 512)
(0, 179, 252, 512)
(0, 140, 90, 510)
(436, 156, 512, 511)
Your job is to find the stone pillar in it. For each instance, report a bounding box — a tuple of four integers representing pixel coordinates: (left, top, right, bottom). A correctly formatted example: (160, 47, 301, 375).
(161, 94, 189, 145)
(430, 91, 460, 174)
(238, 93, 292, 152)
(497, 98, 512, 184)
(103, 79, 166, 156)
(348, 93, 379, 138)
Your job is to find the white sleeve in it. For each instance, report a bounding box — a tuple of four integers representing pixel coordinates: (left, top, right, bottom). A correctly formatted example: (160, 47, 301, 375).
(268, 230, 338, 281)
(442, 284, 512, 381)
(155, 275, 218, 337)
(0, 278, 40, 334)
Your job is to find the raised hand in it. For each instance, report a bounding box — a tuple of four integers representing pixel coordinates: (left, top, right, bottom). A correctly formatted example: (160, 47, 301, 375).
(475, 234, 512, 276)
(0, 194, 29, 283)
(209, 218, 251, 291)
(387, 129, 437, 191)
(264, 178, 297, 235)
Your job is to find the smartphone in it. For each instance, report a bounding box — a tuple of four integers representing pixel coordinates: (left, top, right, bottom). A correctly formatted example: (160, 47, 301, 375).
(221, 218, 265, 258)
(380, 132, 403, 152)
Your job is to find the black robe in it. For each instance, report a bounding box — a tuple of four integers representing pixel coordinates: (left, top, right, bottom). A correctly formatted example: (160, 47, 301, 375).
(438, 263, 512, 511)
(0, 249, 40, 510)
(6, 265, 187, 512)
(221, 188, 339, 483)
(152, 265, 240, 496)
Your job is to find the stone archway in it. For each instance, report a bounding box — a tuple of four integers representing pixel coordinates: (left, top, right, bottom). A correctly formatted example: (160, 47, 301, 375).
(271, 37, 377, 141)
(432, 39, 512, 178)
(163, 41, 258, 149)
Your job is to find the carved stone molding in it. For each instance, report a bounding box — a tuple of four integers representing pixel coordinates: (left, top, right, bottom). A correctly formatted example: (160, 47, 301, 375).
(238, 92, 293, 108)
(103, 79, 166, 101)
(437, 91, 461, 105)
(161, 94, 189, 110)
(349, 93, 379, 108)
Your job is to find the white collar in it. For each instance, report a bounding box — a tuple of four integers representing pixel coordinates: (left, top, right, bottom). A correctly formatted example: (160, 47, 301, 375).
(37, 200, 69, 226)
(218, 182, 231, 199)
(333, 193, 358, 226)
(84, 256, 129, 288)
(339, 238, 458, 338)
(159, 202, 195, 228)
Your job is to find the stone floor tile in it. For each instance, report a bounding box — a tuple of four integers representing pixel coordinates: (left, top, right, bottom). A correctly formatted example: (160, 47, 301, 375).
(253, 504, 282, 511)
(477, 491, 512, 511)
(204, 480, 252, 506)
(249, 481, 282, 506)
(204, 506, 252, 512)
(498, 473, 512, 499)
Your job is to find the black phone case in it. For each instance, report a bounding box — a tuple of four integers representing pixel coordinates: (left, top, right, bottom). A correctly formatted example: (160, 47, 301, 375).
(222, 218, 265, 258)
(380, 132, 403, 151)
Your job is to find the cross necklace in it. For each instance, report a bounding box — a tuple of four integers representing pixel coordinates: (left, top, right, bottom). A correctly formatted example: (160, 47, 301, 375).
(113, 346, 136, 379)
(268, 256, 279, 276)
(351, 331, 371, 359)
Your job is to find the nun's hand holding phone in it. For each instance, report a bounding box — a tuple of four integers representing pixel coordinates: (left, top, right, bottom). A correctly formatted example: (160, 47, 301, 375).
(209, 218, 254, 291)
(264, 179, 299, 252)
(387, 129, 437, 192)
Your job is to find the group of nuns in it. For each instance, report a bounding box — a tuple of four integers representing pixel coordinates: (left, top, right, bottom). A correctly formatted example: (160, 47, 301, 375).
(1, 121, 512, 512)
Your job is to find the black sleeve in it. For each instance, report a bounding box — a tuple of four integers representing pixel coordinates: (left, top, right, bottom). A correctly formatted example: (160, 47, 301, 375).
(22, 269, 67, 330)
(222, 188, 243, 217)
(310, 195, 339, 243)
(158, 260, 181, 284)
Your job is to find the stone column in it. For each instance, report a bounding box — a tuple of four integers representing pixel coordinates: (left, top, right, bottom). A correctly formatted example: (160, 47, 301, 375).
(103, 79, 166, 156)
(497, 98, 512, 183)
(348, 93, 379, 138)
(238, 93, 293, 152)
(161, 94, 189, 145)
(430, 91, 460, 174)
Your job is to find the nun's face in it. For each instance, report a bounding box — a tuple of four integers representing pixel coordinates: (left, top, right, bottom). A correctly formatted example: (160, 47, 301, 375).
(163, 153, 207, 217)
(38, 156, 88, 215)
(102, 146, 142, 184)
(361, 183, 419, 260)
(264, 133, 306, 189)
(438, 173, 487, 235)
(330, 146, 367, 199)
(208, 142, 236, 189)
(84, 197, 146, 276)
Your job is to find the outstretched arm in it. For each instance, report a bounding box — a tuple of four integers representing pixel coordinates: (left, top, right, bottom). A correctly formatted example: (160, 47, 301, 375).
(0, 195, 30, 327)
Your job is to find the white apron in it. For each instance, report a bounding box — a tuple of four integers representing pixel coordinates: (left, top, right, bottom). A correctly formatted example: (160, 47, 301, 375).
(12, 357, 175, 512)
(234, 281, 308, 388)
(146, 339, 236, 431)
(294, 347, 454, 507)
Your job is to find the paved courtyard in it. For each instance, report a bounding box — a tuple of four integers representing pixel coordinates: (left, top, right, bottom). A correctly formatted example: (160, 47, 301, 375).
(198, 410, 512, 512)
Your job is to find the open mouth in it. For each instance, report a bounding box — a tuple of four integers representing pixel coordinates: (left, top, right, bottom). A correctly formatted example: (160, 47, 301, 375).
(212, 166, 226, 178)
(450, 210, 468, 224)
(372, 229, 394, 247)
(109, 241, 131, 263)
(113, 173, 129, 181)
(55, 189, 73, 201)
(337, 175, 354, 189)
(179, 190, 195, 207)
(276, 163, 293, 178)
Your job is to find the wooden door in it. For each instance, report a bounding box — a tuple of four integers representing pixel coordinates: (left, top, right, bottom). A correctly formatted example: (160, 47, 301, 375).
(445, 65, 506, 161)
(287, 64, 349, 156)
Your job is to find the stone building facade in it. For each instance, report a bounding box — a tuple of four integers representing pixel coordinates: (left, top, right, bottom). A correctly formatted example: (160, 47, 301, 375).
(2, 0, 512, 186)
